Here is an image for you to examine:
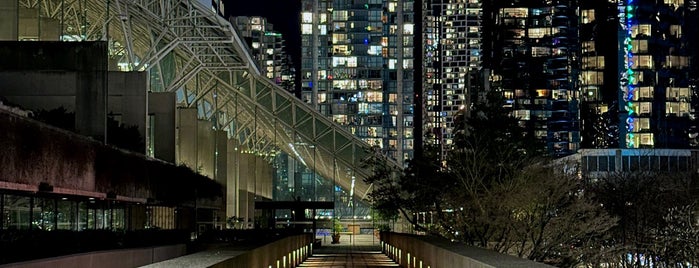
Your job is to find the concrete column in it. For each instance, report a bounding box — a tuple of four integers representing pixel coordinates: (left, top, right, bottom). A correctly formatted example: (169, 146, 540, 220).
(108, 71, 147, 153)
(177, 108, 198, 169)
(149, 92, 176, 162)
(197, 119, 215, 178)
(226, 138, 240, 220)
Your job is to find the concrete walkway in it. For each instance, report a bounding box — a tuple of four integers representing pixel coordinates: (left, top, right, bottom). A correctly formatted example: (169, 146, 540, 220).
(299, 234, 399, 268)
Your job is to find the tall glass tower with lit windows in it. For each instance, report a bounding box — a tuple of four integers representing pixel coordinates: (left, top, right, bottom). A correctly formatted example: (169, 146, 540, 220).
(423, 0, 484, 157)
(484, 0, 580, 156)
(300, 0, 415, 165)
(580, 0, 698, 149)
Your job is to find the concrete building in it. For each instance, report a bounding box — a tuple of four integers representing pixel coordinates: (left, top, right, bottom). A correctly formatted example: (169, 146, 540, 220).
(0, 0, 395, 230)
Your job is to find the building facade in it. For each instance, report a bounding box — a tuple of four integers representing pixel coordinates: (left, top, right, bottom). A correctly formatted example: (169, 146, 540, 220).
(580, 0, 698, 149)
(231, 16, 296, 93)
(484, 0, 580, 156)
(300, 0, 416, 165)
(422, 0, 484, 157)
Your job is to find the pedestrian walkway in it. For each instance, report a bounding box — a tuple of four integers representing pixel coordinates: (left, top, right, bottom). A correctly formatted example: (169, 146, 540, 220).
(298, 234, 399, 267)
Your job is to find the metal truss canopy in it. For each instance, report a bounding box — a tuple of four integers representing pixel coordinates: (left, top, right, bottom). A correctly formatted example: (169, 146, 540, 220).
(19, 0, 401, 199)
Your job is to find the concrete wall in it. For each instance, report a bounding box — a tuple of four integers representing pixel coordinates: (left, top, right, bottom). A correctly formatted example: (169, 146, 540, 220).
(177, 107, 199, 169)
(197, 119, 215, 178)
(211, 234, 313, 268)
(0, 1, 18, 40)
(381, 233, 554, 268)
(2, 244, 187, 268)
(0, 108, 222, 207)
(0, 70, 150, 145)
(0, 71, 78, 110)
(0, 41, 109, 139)
(108, 71, 147, 141)
(148, 92, 176, 162)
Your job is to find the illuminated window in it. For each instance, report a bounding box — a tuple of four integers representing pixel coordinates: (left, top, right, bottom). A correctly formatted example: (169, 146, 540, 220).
(319, 25, 327, 35)
(632, 55, 653, 69)
(665, 56, 689, 68)
(320, 13, 327, 23)
(666, 87, 691, 101)
(581, 71, 604, 85)
(332, 33, 347, 43)
(528, 28, 555, 38)
(636, 87, 653, 100)
(582, 41, 595, 54)
(403, 24, 414, 35)
(302, 12, 313, 23)
(302, 24, 312, 35)
(347, 57, 357, 67)
(631, 40, 649, 53)
(332, 10, 348, 21)
(582, 9, 595, 23)
(500, 8, 528, 18)
(636, 118, 651, 131)
(368, 45, 381, 55)
(670, 25, 682, 38)
(631, 24, 651, 37)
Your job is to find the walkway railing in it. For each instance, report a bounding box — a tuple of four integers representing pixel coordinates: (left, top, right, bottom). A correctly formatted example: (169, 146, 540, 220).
(381, 232, 554, 268)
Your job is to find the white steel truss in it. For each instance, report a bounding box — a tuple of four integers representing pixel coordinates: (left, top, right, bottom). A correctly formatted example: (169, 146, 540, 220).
(17, 0, 400, 199)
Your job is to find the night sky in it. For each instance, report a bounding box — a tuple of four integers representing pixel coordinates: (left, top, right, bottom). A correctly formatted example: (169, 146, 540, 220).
(225, 0, 302, 70)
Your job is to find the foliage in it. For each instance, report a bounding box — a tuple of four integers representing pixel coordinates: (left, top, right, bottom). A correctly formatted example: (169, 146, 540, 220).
(332, 218, 343, 235)
(588, 172, 699, 267)
(364, 91, 616, 266)
(30, 107, 76, 131)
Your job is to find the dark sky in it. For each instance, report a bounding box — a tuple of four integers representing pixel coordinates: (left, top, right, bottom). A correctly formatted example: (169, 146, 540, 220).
(225, 0, 302, 69)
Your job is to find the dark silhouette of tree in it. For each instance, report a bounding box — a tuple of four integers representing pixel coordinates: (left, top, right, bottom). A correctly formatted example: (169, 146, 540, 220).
(30, 107, 76, 131)
(107, 115, 144, 153)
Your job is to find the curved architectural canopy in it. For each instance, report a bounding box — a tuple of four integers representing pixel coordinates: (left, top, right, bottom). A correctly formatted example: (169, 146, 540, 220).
(18, 0, 400, 198)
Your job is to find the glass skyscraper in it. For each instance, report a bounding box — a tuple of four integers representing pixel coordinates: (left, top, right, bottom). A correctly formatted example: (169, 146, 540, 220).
(423, 0, 484, 157)
(483, 0, 581, 156)
(300, 0, 415, 165)
(580, 0, 698, 149)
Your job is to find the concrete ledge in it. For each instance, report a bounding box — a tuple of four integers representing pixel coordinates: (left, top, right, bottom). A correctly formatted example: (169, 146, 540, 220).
(381, 233, 554, 268)
(144, 234, 314, 268)
(0, 244, 186, 268)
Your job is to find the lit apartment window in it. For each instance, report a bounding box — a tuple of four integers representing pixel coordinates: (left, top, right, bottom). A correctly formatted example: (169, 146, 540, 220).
(631, 24, 651, 37)
(302, 12, 313, 23)
(581, 9, 595, 23)
(632, 55, 653, 69)
(302, 24, 312, 34)
(403, 24, 414, 35)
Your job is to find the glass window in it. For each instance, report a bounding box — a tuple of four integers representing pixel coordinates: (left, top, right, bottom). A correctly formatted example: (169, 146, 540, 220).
(57, 199, 77, 230)
(302, 24, 312, 35)
(3, 195, 31, 230)
(302, 12, 313, 23)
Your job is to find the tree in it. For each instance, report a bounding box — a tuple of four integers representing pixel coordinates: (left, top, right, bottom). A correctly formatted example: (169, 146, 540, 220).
(588, 171, 699, 267)
(365, 91, 616, 266)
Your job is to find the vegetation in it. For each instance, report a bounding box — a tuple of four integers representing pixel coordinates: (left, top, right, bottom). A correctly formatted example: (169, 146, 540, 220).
(363, 91, 698, 267)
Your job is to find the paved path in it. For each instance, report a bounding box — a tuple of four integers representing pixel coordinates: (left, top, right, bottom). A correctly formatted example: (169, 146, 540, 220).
(298, 234, 399, 268)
